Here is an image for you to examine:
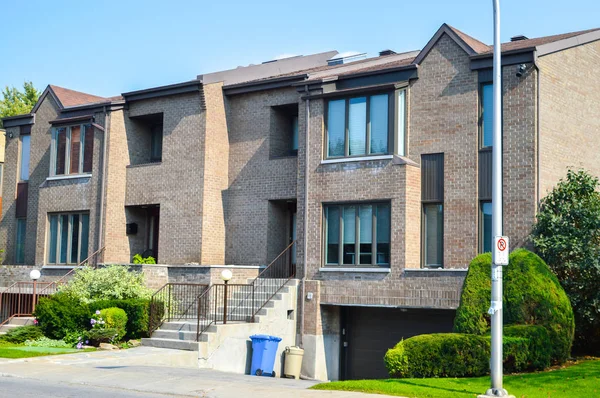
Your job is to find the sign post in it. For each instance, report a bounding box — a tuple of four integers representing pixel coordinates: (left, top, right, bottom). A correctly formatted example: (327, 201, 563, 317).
(479, 1, 514, 397)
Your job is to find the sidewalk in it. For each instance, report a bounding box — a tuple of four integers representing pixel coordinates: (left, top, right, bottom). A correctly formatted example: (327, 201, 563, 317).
(0, 347, 391, 398)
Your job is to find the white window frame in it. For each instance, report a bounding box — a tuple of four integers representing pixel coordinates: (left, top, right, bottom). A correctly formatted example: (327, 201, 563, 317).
(50, 124, 92, 177)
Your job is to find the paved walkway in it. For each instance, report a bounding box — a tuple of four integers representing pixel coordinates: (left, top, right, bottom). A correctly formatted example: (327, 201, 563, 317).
(0, 347, 388, 398)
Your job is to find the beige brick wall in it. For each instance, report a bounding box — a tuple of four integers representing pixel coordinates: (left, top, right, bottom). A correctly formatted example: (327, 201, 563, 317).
(538, 40, 600, 195)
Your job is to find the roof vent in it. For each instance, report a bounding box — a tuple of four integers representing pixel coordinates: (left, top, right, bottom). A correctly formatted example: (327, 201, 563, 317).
(379, 49, 397, 56)
(510, 35, 529, 42)
(327, 52, 367, 66)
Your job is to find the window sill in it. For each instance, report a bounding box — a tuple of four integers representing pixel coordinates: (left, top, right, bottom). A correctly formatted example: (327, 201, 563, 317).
(321, 155, 393, 164)
(127, 162, 162, 168)
(46, 174, 92, 181)
(42, 265, 85, 270)
(319, 267, 391, 273)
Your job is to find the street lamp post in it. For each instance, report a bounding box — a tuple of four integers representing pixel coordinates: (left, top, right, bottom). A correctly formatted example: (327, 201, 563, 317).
(221, 270, 232, 325)
(29, 269, 41, 314)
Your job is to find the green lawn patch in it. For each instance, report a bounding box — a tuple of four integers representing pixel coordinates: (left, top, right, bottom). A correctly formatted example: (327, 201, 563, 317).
(0, 343, 94, 359)
(311, 359, 600, 398)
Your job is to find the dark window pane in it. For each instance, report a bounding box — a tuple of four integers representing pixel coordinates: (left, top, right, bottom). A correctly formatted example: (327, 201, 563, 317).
(327, 100, 345, 157)
(348, 97, 366, 156)
(291, 116, 299, 152)
(15, 219, 26, 264)
(83, 124, 94, 173)
(80, 214, 89, 263)
(370, 94, 388, 154)
(150, 124, 163, 162)
(59, 215, 69, 264)
(359, 205, 373, 265)
(55, 128, 67, 175)
(482, 84, 493, 147)
(70, 214, 79, 264)
(19, 136, 30, 181)
(482, 202, 493, 253)
(376, 204, 391, 264)
(48, 215, 58, 264)
(343, 206, 356, 265)
(325, 207, 340, 264)
(70, 126, 81, 174)
(424, 204, 443, 267)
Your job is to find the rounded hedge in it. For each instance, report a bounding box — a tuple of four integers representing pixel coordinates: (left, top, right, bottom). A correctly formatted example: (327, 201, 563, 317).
(453, 249, 574, 363)
(100, 307, 128, 342)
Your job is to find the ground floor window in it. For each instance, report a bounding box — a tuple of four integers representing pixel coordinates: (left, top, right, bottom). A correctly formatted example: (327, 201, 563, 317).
(479, 201, 492, 253)
(324, 202, 390, 267)
(47, 212, 89, 265)
(15, 218, 26, 264)
(423, 203, 443, 268)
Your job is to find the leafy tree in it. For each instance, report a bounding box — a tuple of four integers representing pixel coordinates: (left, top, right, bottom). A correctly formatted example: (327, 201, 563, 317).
(0, 82, 40, 127)
(531, 169, 600, 354)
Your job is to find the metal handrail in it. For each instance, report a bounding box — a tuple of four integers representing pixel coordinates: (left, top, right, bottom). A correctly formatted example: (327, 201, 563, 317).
(148, 282, 209, 335)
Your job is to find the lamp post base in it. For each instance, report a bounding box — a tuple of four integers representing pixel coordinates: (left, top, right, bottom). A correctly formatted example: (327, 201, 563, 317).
(478, 388, 515, 398)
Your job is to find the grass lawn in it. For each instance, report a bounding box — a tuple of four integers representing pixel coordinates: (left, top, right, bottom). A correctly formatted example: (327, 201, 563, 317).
(0, 343, 94, 359)
(311, 359, 600, 398)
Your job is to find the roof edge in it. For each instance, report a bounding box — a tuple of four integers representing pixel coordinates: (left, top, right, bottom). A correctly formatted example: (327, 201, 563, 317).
(536, 29, 600, 56)
(2, 113, 35, 128)
(122, 80, 203, 102)
(413, 23, 480, 65)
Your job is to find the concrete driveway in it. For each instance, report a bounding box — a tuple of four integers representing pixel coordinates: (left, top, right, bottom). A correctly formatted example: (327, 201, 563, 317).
(0, 347, 390, 398)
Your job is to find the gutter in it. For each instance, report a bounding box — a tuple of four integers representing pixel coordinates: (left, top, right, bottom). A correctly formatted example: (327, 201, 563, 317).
(300, 84, 310, 349)
(97, 106, 111, 255)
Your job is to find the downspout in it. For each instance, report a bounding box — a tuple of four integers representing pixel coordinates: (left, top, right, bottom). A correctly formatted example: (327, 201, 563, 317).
(534, 53, 541, 210)
(300, 84, 310, 349)
(97, 106, 110, 259)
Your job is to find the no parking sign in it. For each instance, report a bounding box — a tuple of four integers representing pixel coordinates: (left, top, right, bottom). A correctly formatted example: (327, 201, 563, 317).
(493, 236, 509, 266)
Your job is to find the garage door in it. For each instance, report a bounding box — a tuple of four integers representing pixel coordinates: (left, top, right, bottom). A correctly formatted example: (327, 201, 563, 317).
(341, 307, 455, 380)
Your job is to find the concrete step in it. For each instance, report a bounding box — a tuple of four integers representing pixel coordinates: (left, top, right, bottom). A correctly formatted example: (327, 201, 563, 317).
(159, 321, 199, 332)
(152, 329, 199, 342)
(141, 337, 200, 351)
(10, 317, 35, 326)
(231, 292, 282, 301)
(0, 324, 20, 333)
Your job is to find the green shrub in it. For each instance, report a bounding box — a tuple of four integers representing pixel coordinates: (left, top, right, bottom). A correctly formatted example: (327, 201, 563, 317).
(58, 265, 153, 304)
(24, 336, 71, 348)
(384, 327, 550, 378)
(504, 325, 551, 370)
(0, 325, 44, 344)
(531, 169, 600, 354)
(85, 328, 119, 346)
(99, 308, 127, 341)
(454, 249, 574, 363)
(132, 254, 156, 264)
(89, 299, 151, 339)
(33, 294, 89, 340)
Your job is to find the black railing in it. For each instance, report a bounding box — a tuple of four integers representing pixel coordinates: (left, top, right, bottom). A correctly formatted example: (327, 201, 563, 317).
(149, 283, 209, 334)
(195, 241, 296, 341)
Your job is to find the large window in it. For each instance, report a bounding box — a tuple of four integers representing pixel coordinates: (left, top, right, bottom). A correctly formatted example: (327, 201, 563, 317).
(324, 202, 390, 267)
(47, 212, 89, 265)
(480, 83, 493, 148)
(421, 153, 444, 268)
(51, 124, 94, 176)
(325, 90, 406, 159)
(19, 135, 30, 181)
(15, 218, 26, 264)
(480, 201, 492, 253)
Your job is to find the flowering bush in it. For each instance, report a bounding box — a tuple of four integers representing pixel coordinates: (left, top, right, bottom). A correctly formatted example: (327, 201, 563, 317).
(58, 265, 153, 304)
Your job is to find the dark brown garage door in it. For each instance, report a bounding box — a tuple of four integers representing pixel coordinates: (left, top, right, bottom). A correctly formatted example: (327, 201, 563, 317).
(341, 306, 455, 380)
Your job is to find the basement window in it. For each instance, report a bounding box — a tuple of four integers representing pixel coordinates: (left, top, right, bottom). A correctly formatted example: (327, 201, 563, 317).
(270, 104, 299, 158)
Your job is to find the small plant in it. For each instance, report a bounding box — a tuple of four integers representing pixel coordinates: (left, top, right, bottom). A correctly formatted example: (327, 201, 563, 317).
(64, 331, 87, 347)
(132, 254, 156, 264)
(0, 325, 44, 344)
(24, 337, 71, 348)
(85, 328, 118, 346)
(99, 308, 128, 341)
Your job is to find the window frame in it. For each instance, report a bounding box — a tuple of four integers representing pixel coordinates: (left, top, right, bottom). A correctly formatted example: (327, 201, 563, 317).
(479, 200, 493, 253)
(50, 124, 93, 177)
(421, 202, 444, 268)
(324, 88, 407, 160)
(479, 82, 493, 150)
(15, 218, 26, 264)
(46, 211, 90, 265)
(322, 201, 391, 268)
(18, 135, 31, 182)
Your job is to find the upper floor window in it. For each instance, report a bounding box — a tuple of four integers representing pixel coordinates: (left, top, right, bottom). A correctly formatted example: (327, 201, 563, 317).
(270, 104, 299, 158)
(51, 124, 94, 176)
(421, 153, 444, 268)
(326, 89, 406, 159)
(129, 113, 163, 165)
(480, 83, 493, 148)
(324, 202, 390, 267)
(19, 135, 30, 181)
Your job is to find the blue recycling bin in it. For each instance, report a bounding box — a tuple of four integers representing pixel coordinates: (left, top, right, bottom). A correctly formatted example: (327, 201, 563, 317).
(250, 334, 282, 377)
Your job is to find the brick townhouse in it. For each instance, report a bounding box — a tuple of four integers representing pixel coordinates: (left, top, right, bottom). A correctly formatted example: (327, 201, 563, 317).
(1, 23, 600, 380)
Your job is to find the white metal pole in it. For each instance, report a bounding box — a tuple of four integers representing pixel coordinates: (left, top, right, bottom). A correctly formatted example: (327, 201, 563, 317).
(487, 0, 507, 397)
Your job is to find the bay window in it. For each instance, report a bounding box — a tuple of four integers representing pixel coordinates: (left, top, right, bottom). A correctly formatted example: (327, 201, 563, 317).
(324, 202, 390, 267)
(325, 89, 406, 159)
(47, 212, 89, 265)
(51, 124, 94, 176)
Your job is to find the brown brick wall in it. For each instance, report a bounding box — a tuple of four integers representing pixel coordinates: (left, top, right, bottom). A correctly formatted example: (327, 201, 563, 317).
(538, 40, 600, 195)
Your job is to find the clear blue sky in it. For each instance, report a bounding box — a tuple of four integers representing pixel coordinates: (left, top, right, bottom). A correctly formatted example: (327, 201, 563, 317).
(1, 0, 598, 98)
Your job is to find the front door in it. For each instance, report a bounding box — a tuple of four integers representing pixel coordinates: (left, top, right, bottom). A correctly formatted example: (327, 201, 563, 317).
(147, 207, 160, 261)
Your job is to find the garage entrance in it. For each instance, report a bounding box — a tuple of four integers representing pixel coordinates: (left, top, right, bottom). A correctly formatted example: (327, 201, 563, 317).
(340, 306, 455, 380)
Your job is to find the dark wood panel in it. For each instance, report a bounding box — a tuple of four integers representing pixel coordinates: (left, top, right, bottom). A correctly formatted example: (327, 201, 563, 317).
(344, 307, 455, 380)
(421, 153, 444, 202)
(479, 150, 492, 200)
(15, 182, 28, 218)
